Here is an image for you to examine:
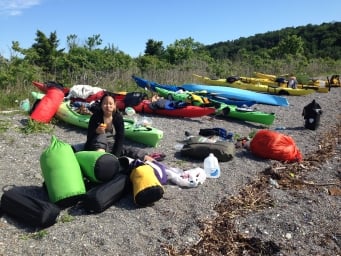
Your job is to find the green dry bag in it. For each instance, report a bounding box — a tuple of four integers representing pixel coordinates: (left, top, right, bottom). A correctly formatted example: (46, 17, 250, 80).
(75, 151, 120, 183)
(40, 136, 86, 207)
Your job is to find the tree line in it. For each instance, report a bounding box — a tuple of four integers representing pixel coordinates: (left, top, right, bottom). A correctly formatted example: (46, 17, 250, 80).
(0, 21, 340, 109)
(206, 22, 341, 60)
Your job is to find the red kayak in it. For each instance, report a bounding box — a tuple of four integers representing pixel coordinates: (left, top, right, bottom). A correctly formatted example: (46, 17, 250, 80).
(132, 99, 216, 118)
(32, 81, 70, 95)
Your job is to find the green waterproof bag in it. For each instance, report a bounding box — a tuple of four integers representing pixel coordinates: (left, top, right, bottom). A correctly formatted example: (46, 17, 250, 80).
(75, 151, 120, 183)
(40, 136, 86, 207)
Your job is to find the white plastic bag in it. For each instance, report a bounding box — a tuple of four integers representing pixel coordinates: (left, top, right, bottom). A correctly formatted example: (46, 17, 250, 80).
(166, 167, 206, 187)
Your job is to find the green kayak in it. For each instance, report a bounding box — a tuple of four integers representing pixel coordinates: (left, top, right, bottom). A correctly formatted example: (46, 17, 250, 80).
(154, 87, 275, 125)
(214, 101, 275, 125)
(31, 92, 163, 147)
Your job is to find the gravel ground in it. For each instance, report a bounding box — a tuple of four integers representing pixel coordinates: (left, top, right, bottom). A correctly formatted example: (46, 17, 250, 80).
(0, 87, 340, 256)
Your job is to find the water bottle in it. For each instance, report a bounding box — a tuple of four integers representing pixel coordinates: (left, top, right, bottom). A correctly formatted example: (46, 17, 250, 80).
(203, 153, 221, 178)
(125, 107, 136, 116)
(19, 98, 30, 112)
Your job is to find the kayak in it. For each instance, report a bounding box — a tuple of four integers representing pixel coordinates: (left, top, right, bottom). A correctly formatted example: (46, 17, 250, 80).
(154, 87, 275, 125)
(154, 86, 257, 107)
(214, 100, 275, 125)
(192, 74, 317, 96)
(132, 75, 256, 107)
(31, 92, 163, 147)
(253, 72, 277, 81)
(32, 81, 70, 95)
(132, 75, 181, 92)
(132, 99, 216, 118)
(193, 73, 287, 87)
(180, 83, 290, 107)
(252, 72, 330, 92)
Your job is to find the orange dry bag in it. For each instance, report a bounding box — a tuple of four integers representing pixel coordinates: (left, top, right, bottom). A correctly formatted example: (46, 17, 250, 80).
(249, 129, 302, 162)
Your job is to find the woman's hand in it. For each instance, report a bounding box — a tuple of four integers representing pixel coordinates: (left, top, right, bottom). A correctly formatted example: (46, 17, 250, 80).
(96, 123, 107, 134)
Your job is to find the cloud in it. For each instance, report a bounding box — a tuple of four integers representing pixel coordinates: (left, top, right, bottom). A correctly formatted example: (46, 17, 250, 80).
(0, 0, 41, 16)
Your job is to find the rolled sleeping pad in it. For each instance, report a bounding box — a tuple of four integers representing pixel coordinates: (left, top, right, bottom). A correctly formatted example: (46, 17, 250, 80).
(30, 87, 64, 123)
(40, 135, 86, 207)
(75, 151, 120, 183)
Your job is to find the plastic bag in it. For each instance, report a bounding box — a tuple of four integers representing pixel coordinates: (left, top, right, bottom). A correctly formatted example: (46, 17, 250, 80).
(166, 167, 206, 187)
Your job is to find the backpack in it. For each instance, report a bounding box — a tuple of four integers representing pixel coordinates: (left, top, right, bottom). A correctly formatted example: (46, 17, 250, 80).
(302, 99, 322, 130)
(124, 92, 148, 107)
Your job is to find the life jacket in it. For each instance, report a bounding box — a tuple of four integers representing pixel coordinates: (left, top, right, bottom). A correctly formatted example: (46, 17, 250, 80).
(188, 93, 211, 106)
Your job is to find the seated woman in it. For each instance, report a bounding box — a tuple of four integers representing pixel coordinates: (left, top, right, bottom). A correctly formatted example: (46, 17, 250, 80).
(84, 93, 150, 161)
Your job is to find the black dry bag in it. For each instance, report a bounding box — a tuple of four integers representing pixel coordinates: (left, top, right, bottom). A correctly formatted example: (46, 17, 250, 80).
(0, 186, 60, 228)
(302, 99, 322, 130)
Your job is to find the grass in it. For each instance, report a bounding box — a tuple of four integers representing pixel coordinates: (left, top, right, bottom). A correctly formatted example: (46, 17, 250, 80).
(19, 118, 54, 134)
(19, 230, 49, 240)
(0, 119, 11, 134)
(59, 213, 75, 223)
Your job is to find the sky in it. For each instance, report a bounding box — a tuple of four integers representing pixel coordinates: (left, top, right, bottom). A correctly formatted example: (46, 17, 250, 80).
(0, 0, 340, 59)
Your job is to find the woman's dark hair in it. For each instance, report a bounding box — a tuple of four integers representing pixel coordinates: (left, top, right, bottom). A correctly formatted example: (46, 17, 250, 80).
(88, 93, 116, 113)
(99, 92, 116, 104)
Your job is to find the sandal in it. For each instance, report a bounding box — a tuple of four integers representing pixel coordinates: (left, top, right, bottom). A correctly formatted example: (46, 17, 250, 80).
(148, 152, 166, 161)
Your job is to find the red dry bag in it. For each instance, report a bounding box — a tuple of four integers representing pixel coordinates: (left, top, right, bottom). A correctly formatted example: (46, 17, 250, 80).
(30, 87, 64, 123)
(250, 129, 302, 162)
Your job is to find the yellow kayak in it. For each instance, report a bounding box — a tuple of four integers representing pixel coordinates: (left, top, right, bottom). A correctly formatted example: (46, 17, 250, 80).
(192, 74, 316, 96)
(239, 76, 287, 87)
(253, 72, 330, 92)
(253, 72, 278, 81)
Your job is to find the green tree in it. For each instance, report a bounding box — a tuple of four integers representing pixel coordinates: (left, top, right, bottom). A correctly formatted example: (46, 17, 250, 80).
(85, 34, 102, 50)
(164, 37, 205, 65)
(66, 34, 79, 51)
(278, 35, 304, 56)
(144, 39, 164, 57)
(269, 35, 304, 59)
(30, 30, 64, 72)
(136, 55, 169, 73)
